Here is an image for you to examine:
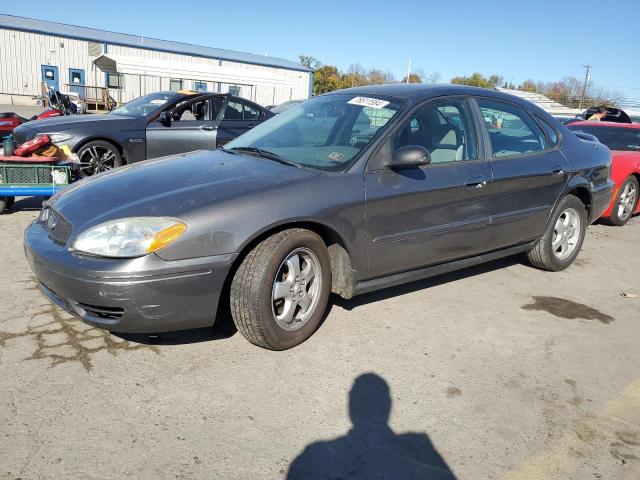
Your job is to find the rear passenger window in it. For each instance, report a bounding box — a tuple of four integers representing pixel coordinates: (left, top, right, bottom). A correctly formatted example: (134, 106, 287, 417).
(477, 99, 546, 157)
(390, 99, 478, 163)
(224, 100, 261, 121)
(243, 102, 261, 120)
(535, 115, 560, 147)
(224, 100, 244, 120)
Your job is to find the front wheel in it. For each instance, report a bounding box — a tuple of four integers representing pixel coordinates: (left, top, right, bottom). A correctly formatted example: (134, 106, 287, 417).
(76, 140, 123, 177)
(608, 176, 638, 226)
(230, 228, 331, 350)
(527, 194, 587, 271)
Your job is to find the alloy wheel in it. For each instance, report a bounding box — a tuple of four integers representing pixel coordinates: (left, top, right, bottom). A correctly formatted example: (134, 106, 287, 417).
(271, 247, 322, 331)
(79, 145, 117, 176)
(617, 182, 637, 221)
(552, 207, 581, 260)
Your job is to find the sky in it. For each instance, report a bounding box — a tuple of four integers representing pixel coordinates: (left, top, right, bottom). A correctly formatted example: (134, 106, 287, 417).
(2, 0, 639, 102)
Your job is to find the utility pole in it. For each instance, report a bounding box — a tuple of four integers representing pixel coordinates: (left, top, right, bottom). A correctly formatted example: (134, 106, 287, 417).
(406, 58, 412, 83)
(579, 64, 591, 110)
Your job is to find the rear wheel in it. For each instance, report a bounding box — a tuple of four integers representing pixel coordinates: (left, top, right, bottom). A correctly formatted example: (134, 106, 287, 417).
(77, 140, 123, 177)
(527, 194, 587, 271)
(608, 176, 638, 226)
(230, 228, 331, 350)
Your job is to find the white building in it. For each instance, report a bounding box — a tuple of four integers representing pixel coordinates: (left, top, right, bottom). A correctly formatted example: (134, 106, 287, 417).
(0, 15, 312, 107)
(496, 87, 582, 117)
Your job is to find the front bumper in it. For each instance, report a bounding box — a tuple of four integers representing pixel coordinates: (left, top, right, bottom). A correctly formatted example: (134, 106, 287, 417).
(24, 220, 237, 333)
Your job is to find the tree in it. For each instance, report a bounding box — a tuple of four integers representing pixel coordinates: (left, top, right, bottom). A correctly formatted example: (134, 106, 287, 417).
(313, 65, 343, 95)
(400, 73, 423, 83)
(488, 75, 504, 88)
(298, 55, 321, 70)
(518, 80, 538, 93)
(450, 72, 495, 88)
(425, 71, 441, 84)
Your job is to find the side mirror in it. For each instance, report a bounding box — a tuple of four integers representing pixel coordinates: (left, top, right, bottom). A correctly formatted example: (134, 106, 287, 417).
(387, 145, 431, 169)
(158, 111, 172, 126)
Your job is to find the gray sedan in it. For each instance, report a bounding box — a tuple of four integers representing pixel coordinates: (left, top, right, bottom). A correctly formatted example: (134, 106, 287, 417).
(13, 91, 273, 177)
(24, 84, 613, 350)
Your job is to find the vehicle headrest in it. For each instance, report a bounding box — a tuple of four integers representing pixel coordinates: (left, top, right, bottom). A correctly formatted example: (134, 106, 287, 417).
(432, 124, 462, 146)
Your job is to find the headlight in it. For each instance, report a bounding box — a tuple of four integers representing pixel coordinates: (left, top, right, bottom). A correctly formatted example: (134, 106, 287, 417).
(73, 217, 186, 258)
(38, 132, 73, 143)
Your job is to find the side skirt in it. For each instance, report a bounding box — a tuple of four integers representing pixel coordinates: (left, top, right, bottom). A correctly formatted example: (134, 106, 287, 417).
(352, 241, 537, 297)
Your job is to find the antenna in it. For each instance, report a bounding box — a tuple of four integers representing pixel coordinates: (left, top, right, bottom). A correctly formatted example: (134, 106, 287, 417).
(579, 64, 591, 110)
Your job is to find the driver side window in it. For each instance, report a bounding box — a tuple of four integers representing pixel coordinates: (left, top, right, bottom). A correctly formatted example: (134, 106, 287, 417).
(391, 99, 478, 163)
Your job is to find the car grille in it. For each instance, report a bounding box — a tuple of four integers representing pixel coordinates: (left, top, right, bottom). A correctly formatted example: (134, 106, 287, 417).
(44, 207, 73, 244)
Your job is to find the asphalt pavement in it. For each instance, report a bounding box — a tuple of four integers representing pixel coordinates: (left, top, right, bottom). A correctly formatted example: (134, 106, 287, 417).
(1, 198, 639, 479)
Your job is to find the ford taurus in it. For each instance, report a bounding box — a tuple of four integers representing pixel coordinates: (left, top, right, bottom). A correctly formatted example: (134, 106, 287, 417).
(24, 84, 613, 350)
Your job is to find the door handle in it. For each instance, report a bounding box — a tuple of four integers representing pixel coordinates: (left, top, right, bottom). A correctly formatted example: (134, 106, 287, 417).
(552, 165, 565, 176)
(465, 176, 488, 189)
(199, 125, 215, 131)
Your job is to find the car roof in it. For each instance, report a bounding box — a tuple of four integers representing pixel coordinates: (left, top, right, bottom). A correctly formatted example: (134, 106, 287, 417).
(567, 121, 640, 130)
(325, 83, 531, 104)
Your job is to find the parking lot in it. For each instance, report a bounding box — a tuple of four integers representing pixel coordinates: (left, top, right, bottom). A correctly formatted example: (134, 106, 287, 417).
(0, 198, 637, 479)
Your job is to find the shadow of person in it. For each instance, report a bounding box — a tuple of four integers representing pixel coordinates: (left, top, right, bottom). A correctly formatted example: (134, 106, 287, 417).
(287, 373, 457, 480)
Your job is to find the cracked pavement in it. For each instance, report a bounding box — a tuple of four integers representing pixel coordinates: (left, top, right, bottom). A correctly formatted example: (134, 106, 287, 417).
(1, 197, 639, 479)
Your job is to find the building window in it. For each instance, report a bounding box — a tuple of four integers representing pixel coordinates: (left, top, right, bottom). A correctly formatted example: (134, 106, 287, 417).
(228, 85, 241, 96)
(107, 73, 122, 89)
(170, 79, 183, 91)
(193, 81, 207, 92)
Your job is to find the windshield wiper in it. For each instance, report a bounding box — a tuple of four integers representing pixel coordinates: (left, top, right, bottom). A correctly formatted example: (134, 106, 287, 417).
(226, 147, 301, 168)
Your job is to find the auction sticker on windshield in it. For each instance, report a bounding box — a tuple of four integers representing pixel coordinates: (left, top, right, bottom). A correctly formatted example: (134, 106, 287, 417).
(347, 97, 390, 109)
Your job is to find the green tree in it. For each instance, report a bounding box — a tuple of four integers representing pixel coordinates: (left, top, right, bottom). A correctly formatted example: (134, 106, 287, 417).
(450, 73, 505, 88)
(313, 65, 343, 95)
(298, 55, 321, 70)
(450, 72, 494, 88)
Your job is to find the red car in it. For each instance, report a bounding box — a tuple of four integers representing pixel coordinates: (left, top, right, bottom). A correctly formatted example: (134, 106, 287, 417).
(568, 121, 640, 225)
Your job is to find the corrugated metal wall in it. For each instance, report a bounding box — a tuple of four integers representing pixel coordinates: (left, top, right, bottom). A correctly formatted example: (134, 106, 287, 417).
(0, 27, 310, 107)
(0, 28, 103, 97)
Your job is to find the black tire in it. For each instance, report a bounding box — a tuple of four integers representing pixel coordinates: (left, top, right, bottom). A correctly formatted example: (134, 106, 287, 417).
(527, 194, 587, 271)
(608, 176, 638, 226)
(76, 140, 123, 177)
(0, 196, 12, 214)
(230, 228, 331, 350)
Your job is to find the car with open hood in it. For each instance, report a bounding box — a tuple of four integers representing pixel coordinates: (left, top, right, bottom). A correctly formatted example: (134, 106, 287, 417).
(24, 84, 613, 350)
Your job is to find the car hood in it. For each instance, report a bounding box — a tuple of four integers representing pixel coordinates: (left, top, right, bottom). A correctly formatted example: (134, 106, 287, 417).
(48, 149, 320, 232)
(24, 113, 135, 131)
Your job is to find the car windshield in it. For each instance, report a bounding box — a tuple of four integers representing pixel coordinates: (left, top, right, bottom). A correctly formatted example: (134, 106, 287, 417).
(110, 92, 179, 118)
(225, 94, 402, 171)
(569, 125, 640, 152)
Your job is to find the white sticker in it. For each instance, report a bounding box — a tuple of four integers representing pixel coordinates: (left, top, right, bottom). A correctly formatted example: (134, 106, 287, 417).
(150, 99, 166, 105)
(347, 96, 390, 109)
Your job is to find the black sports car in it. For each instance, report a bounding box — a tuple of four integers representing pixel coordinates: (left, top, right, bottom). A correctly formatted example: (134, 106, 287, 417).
(13, 91, 273, 176)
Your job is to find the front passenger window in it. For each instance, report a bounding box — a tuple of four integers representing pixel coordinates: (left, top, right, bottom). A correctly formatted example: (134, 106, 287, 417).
(391, 99, 478, 163)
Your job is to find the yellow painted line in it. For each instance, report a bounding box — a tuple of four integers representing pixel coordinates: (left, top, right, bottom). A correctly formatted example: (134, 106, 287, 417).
(503, 379, 640, 480)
